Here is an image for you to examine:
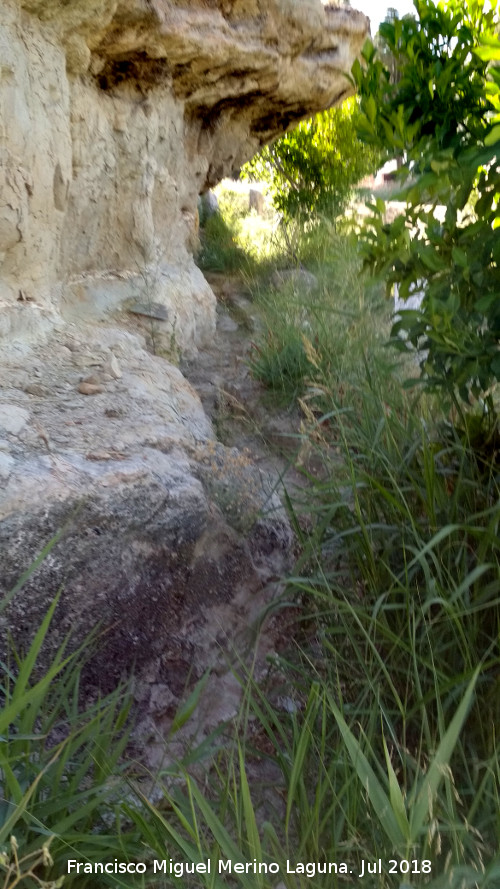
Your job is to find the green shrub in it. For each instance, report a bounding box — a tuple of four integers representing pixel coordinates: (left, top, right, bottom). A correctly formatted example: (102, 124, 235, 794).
(352, 0, 500, 416)
(242, 97, 381, 223)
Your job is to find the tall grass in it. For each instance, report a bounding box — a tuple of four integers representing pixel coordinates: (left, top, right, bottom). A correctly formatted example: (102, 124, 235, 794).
(279, 363, 500, 883)
(5, 194, 499, 888)
(249, 227, 394, 406)
(152, 197, 500, 887)
(0, 569, 142, 888)
(259, 223, 500, 882)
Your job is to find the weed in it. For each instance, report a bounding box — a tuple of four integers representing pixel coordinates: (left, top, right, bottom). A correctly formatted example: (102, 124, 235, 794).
(0, 579, 139, 887)
(137, 188, 500, 887)
(0, 836, 64, 889)
(197, 213, 250, 275)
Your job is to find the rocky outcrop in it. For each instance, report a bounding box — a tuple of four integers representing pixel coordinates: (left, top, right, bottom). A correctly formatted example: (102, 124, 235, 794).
(0, 323, 292, 726)
(1, 0, 368, 352)
(0, 0, 369, 727)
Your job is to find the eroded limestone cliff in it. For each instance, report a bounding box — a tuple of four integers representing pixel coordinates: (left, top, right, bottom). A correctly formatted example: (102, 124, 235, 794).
(2, 0, 368, 351)
(0, 0, 369, 730)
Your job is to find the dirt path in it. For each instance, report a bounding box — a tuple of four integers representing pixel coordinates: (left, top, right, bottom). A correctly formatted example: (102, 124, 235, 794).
(181, 272, 309, 502)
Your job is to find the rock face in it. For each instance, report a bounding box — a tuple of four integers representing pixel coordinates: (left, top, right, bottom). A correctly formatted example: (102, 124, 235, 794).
(0, 0, 369, 727)
(0, 324, 293, 727)
(1, 0, 368, 352)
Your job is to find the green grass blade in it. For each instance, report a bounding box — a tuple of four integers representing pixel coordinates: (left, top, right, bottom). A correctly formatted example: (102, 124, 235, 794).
(10, 592, 63, 706)
(187, 781, 258, 889)
(284, 684, 319, 836)
(1, 532, 63, 613)
(382, 734, 411, 844)
(0, 657, 73, 735)
(0, 745, 63, 844)
(326, 690, 405, 850)
(409, 667, 480, 842)
(238, 744, 262, 861)
(170, 671, 210, 735)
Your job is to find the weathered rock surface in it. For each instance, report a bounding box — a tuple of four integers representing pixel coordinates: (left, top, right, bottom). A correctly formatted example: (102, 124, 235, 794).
(1, 0, 368, 352)
(0, 0, 369, 730)
(0, 325, 292, 726)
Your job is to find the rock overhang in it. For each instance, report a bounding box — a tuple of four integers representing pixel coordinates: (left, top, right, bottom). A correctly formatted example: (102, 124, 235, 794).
(2, 0, 369, 351)
(0, 0, 370, 729)
(23, 0, 370, 145)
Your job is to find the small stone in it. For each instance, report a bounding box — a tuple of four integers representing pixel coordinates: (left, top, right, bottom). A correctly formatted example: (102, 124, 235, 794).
(217, 314, 239, 333)
(78, 382, 104, 396)
(270, 268, 318, 293)
(249, 188, 264, 214)
(24, 383, 49, 397)
(198, 190, 219, 222)
(72, 353, 104, 368)
(103, 353, 122, 379)
(86, 451, 113, 461)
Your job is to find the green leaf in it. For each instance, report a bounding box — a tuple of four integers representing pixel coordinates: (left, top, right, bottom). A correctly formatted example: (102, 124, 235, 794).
(474, 45, 500, 61)
(485, 124, 500, 146)
(452, 246, 468, 268)
(431, 159, 451, 173)
(285, 684, 319, 835)
(365, 94, 377, 125)
(419, 248, 445, 272)
(474, 292, 500, 312)
(490, 353, 500, 376)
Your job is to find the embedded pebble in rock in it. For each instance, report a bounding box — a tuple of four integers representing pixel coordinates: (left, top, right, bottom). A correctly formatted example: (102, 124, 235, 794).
(103, 353, 122, 380)
(24, 383, 50, 397)
(78, 381, 105, 395)
(217, 314, 240, 334)
(72, 353, 106, 369)
(148, 684, 176, 717)
(85, 450, 114, 461)
(80, 374, 102, 386)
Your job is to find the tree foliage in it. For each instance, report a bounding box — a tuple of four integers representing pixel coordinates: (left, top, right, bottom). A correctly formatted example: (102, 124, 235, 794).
(352, 0, 500, 413)
(242, 97, 381, 222)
